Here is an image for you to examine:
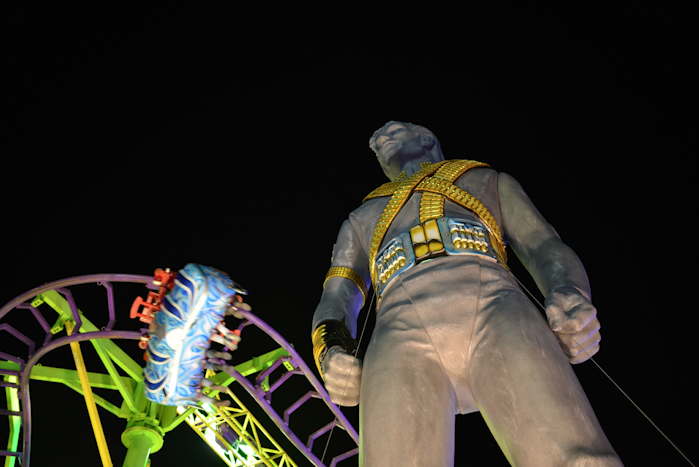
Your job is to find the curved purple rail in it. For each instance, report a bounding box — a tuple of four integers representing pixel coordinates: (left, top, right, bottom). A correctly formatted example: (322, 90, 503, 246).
(1, 273, 359, 466)
(240, 309, 359, 444)
(21, 331, 142, 466)
(0, 274, 154, 322)
(231, 309, 359, 466)
(0, 274, 153, 467)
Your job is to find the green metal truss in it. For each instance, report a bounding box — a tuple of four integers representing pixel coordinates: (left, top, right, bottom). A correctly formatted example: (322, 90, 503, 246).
(1, 290, 293, 467)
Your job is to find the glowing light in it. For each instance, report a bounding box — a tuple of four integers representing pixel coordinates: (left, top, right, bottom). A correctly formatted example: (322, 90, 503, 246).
(201, 423, 261, 467)
(237, 442, 258, 461)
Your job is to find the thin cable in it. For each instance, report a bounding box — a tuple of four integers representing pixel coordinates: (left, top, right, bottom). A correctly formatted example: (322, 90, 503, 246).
(510, 272, 696, 467)
(320, 290, 376, 466)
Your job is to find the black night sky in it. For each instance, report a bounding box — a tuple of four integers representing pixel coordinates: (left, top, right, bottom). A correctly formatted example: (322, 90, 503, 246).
(2, 4, 696, 466)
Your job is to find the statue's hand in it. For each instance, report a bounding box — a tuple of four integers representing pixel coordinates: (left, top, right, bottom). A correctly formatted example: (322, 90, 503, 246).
(545, 286, 601, 364)
(321, 346, 362, 406)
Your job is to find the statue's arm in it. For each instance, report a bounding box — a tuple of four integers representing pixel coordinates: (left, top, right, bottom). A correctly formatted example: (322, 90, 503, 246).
(498, 171, 603, 363)
(312, 218, 371, 339)
(498, 172, 591, 300)
(310, 218, 368, 402)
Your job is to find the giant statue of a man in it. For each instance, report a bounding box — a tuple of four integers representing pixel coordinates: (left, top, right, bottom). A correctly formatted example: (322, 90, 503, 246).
(311, 121, 622, 466)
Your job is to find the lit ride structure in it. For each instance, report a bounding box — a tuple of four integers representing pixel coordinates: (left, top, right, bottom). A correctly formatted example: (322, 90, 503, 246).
(0, 264, 358, 466)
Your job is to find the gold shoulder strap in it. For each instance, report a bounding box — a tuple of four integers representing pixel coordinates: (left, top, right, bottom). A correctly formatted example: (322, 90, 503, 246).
(415, 175, 508, 266)
(363, 180, 403, 202)
(419, 160, 490, 222)
(365, 159, 508, 285)
(367, 161, 449, 283)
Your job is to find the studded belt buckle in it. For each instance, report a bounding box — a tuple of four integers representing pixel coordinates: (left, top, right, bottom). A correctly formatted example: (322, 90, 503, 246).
(437, 217, 498, 262)
(374, 217, 498, 300)
(374, 233, 416, 299)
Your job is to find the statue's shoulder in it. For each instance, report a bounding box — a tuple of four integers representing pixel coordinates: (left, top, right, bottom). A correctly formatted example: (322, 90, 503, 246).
(362, 180, 403, 202)
(347, 196, 386, 230)
(445, 158, 494, 174)
(362, 159, 494, 202)
(446, 159, 498, 185)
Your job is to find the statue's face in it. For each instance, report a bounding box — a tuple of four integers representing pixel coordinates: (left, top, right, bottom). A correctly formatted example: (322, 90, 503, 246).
(372, 122, 427, 179)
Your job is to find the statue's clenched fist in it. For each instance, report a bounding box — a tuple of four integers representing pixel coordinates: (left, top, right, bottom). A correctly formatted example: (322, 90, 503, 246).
(545, 286, 601, 364)
(321, 346, 362, 406)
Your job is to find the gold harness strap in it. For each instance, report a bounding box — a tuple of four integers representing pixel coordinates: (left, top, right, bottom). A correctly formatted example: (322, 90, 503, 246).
(414, 176, 508, 266)
(364, 160, 508, 286)
(418, 160, 490, 222)
(363, 180, 404, 201)
(366, 161, 450, 284)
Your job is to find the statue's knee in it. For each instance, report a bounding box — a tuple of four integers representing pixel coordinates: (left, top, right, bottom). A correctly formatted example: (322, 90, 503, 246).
(565, 449, 623, 467)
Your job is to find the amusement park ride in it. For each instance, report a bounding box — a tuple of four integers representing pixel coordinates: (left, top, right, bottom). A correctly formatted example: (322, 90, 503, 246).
(0, 264, 359, 466)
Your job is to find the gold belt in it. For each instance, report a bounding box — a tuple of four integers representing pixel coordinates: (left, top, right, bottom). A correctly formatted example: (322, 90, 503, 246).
(374, 217, 498, 298)
(365, 160, 508, 287)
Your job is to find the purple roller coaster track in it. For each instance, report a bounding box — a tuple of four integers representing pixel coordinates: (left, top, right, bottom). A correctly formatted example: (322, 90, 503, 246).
(0, 273, 359, 466)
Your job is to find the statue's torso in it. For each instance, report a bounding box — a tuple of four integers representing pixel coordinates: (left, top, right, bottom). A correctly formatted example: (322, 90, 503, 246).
(348, 166, 503, 259)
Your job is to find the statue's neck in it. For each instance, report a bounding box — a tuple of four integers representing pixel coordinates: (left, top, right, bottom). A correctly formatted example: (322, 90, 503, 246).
(401, 159, 428, 177)
(400, 153, 445, 177)
(383, 148, 445, 181)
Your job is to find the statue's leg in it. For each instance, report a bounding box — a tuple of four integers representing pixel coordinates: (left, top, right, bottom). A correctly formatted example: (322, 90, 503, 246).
(359, 283, 457, 467)
(468, 261, 622, 466)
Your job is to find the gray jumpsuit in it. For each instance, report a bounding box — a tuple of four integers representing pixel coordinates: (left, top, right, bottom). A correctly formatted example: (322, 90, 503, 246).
(313, 167, 621, 466)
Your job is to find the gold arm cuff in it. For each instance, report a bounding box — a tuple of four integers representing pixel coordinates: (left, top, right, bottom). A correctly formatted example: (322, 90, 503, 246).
(324, 266, 368, 303)
(311, 324, 329, 377)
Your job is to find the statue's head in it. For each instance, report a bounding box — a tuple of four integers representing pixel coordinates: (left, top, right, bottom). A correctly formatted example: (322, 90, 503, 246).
(369, 121, 444, 181)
